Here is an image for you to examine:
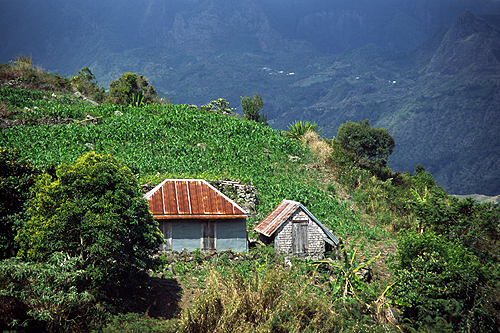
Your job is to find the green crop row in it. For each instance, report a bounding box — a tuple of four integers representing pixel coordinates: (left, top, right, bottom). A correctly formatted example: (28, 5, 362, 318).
(0, 91, 360, 237)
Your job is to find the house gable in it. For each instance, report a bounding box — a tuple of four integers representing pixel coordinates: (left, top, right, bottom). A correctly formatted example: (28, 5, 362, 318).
(144, 179, 248, 252)
(144, 179, 247, 219)
(254, 200, 339, 258)
(254, 200, 338, 246)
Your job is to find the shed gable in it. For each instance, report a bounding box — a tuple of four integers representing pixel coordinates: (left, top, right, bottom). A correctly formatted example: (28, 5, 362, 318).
(254, 200, 339, 247)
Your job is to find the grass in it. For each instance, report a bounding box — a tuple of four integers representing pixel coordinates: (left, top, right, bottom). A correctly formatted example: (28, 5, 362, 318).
(0, 89, 365, 240)
(148, 246, 393, 333)
(0, 68, 407, 332)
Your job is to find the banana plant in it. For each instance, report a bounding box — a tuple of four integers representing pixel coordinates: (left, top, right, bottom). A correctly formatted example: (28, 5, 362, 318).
(311, 239, 380, 303)
(409, 186, 427, 203)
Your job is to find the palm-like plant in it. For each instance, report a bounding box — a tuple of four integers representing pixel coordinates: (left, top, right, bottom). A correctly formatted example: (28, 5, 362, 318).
(285, 120, 320, 139)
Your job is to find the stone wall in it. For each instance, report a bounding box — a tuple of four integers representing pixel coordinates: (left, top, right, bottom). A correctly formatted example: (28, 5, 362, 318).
(210, 180, 259, 216)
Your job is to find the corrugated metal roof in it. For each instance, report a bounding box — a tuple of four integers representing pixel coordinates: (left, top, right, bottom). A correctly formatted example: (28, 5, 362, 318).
(254, 200, 300, 237)
(144, 179, 247, 219)
(254, 199, 339, 245)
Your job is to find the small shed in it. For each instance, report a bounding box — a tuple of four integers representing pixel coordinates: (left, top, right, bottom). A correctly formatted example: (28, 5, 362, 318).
(144, 179, 248, 252)
(254, 200, 339, 259)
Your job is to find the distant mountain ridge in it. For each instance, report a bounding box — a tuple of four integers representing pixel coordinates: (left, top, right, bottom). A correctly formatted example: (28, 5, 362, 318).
(427, 9, 500, 75)
(1, 2, 500, 195)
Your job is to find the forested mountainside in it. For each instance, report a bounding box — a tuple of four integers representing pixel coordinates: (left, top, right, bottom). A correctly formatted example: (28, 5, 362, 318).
(1, 1, 499, 195)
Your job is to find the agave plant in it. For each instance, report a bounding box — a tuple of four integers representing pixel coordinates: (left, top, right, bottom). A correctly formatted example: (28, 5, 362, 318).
(285, 120, 320, 139)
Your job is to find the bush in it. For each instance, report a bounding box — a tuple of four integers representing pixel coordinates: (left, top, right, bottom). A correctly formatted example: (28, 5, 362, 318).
(0, 253, 103, 332)
(286, 120, 320, 140)
(336, 119, 394, 167)
(70, 67, 106, 102)
(0, 147, 41, 259)
(240, 93, 267, 125)
(106, 73, 157, 105)
(0, 56, 71, 92)
(391, 231, 500, 332)
(15, 152, 164, 291)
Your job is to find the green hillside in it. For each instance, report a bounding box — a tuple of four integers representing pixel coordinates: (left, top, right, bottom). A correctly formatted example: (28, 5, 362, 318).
(0, 87, 358, 236)
(1, 65, 499, 332)
(2, 3, 499, 195)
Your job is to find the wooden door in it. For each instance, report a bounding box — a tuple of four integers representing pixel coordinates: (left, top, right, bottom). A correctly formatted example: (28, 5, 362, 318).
(201, 220, 216, 251)
(292, 220, 308, 255)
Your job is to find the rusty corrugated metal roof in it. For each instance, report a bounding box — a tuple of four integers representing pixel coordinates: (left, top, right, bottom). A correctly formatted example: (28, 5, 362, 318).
(254, 200, 300, 237)
(254, 199, 339, 245)
(144, 179, 247, 219)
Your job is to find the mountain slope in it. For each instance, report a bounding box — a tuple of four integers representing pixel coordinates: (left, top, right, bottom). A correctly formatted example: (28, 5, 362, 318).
(427, 9, 500, 75)
(275, 10, 500, 195)
(1, 3, 499, 195)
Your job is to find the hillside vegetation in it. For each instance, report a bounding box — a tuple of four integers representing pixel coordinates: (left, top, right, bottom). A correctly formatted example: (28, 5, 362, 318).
(2, 3, 500, 195)
(1, 63, 499, 332)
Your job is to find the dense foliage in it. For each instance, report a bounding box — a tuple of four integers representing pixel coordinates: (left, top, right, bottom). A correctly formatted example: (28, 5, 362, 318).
(336, 119, 395, 168)
(70, 67, 106, 103)
(105, 72, 158, 105)
(15, 152, 164, 288)
(0, 253, 101, 332)
(285, 120, 320, 140)
(392, 230, 499, 332)
(0, 147, 42, 259)
(240, 93, 267, 125)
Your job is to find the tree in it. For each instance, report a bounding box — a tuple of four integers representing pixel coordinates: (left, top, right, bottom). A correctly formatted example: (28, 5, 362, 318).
(336, 119, 395, 166)
(240, 93, 267, 125)
(15, 152, 164, 287)
(106, 72, 157, 105)
(200, 98, 235, 115)
(70, 67, 106, 102)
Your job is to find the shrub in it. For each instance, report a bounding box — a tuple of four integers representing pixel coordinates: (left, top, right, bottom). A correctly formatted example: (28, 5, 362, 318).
(200, 98, 236, 115)
(0, 252, 103, 332)
(391, 231, 500, 332)
(0, 56, 71, 92)
(240, 93, 267, 124)
(286, 120, 320, 140)
(15, 152, 164, 291)
(106, 73, 157, 105)
(336, 119, 394, 167)
(0, 147, 41, 259)
(70, 67, 106, 102)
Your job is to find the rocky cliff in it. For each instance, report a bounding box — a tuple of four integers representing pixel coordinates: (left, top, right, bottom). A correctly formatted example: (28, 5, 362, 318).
(427, 9, 500, 75)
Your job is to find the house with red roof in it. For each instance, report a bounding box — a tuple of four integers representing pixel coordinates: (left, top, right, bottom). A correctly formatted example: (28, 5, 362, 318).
(144, 179, 248, 252)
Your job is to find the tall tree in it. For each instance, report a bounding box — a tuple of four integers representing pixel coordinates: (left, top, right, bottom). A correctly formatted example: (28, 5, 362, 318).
(336, 119, 395, 166)
(106, 72, 157, 105)
(240, 93, 267, 125)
